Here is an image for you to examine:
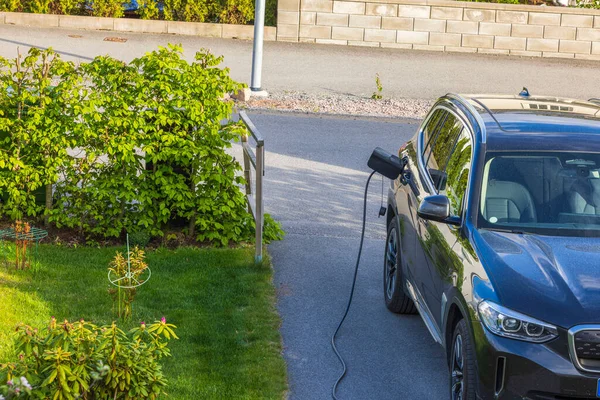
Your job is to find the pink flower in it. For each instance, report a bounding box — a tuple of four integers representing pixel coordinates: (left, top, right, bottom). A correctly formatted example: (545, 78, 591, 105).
(161, 317, 166, 324)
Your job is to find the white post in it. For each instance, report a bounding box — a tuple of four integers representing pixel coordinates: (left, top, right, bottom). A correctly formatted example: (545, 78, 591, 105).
(250, 0, 266, 91)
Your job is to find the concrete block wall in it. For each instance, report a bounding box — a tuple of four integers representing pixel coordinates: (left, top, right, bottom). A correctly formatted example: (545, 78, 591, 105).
(278, 0, 600, 59)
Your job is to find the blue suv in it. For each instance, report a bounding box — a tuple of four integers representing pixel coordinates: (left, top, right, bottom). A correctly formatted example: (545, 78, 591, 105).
(385, 92, 600, 400)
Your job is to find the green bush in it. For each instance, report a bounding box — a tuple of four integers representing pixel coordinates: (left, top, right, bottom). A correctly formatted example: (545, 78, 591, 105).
(0, 46, 283, 247)
(219, 0, 254, 25)
(0, 0, 20, 12)
(577, 0, 600, 8)
(86, 0, 124, 17)
(0, 318, 176, 399)
(136, 0, 159, 19)
(23, 0, 51, 13)
(49, 0, 80, 15)
(0, 0, 278, 25)
(265, 0, 277, 26)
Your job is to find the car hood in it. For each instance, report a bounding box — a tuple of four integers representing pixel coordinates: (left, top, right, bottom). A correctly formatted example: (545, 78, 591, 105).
(476, 230, 600, 329)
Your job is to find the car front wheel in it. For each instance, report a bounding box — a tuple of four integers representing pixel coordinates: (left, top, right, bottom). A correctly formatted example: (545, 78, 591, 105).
(384, 218, 416, 314)
(450, 319, 477, 400)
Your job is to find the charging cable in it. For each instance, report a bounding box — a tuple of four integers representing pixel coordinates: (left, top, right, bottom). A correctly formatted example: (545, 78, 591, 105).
(331, 170, 377, 400)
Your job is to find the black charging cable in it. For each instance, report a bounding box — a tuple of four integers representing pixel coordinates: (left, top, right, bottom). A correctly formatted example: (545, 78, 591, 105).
(331, 170, 377, 400)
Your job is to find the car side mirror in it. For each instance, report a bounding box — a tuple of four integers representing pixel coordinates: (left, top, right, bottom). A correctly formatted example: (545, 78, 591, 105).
(417, 195, 461, 226)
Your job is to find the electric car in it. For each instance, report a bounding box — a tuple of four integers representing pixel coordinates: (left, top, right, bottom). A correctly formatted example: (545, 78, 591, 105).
(384, 92, 600, 400)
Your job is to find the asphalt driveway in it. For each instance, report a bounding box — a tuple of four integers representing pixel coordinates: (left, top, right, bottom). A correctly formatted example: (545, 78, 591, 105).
(248, 111, 449, 399)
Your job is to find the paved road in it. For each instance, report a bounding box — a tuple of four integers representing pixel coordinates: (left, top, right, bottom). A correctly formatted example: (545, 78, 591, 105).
(246, 111, 448, 400)
(0, 24, 598, 100)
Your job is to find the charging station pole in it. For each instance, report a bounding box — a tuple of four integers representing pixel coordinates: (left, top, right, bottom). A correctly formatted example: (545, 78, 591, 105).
(250, 0, 265, 92)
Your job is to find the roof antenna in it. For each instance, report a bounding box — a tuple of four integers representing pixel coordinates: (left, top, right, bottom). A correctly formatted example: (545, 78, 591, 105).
(519, 87, 530, 97)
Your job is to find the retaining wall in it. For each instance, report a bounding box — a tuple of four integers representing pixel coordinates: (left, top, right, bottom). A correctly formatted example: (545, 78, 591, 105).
(277, 0, 600, 59)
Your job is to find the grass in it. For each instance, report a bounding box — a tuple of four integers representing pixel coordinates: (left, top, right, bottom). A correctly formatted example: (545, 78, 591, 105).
(0, 243, 287, 399)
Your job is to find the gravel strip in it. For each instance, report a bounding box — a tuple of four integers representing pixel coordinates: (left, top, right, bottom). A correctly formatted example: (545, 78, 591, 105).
(242, 91, 433, 120)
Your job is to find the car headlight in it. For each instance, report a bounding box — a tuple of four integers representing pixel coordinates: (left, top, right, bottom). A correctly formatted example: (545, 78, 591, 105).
(478, 300, 558, 343)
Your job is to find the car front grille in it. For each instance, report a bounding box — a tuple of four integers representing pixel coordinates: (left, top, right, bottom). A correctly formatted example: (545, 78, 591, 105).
(528, 392, 598, 400)
(568, 326, 600, 373)
(574, 330, 600, 360)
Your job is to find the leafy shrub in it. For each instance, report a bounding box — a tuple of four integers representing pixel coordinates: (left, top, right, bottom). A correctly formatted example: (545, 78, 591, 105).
(136, 0, 159, 19)
(577, 0, 600, 8)
(163, 0, 209, 22)
(265, 0, 276, 26)
(49, 0, 80, 14)
(0, 46, 284, 247)
(0, 0, 277, 25)
(0, 0, 21, 12)
(162, 0, 183, 20)
(23, 0, 51, 13)
(0, 318, 177, 399)
(85, 0, 124, 17)
(219, 0, 254, 25)
(129, 230, 152, 248)
(264, 214, 284, 243)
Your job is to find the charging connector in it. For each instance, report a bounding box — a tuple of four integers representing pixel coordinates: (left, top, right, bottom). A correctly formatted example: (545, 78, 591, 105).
(330, 148, 406, 399)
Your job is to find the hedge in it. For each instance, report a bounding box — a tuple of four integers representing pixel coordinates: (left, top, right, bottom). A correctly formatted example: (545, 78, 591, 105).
(0, 0, 278, 26)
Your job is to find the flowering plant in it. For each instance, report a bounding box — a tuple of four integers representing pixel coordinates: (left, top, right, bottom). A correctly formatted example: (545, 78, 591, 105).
(0, 317, 177, 399)
(0, 376, 33, 399)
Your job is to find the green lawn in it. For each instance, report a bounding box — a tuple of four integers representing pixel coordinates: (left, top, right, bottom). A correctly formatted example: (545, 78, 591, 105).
(0, 244, 287, 399)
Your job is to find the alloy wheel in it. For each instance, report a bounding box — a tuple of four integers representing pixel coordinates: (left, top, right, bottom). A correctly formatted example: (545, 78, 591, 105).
(385, 228, 398, 299)
(451, 334, 464, 400)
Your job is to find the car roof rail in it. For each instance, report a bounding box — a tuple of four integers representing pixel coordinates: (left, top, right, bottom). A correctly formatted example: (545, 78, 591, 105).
(468, 98, 514, 134)
(588, 98, 600, 105)
(445, 93, 488, 143)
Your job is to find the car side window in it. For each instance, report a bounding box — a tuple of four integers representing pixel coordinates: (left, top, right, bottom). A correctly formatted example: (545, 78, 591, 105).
(440, 128, 473, 217)
(421, 109, 445, 160)
(426, 111, 463, 192)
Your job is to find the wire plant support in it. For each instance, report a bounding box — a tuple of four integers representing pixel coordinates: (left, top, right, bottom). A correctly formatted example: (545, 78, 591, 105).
(0, 224, 48, 270)
(108, 234, 151, 289)
(239, 110, 265, 264)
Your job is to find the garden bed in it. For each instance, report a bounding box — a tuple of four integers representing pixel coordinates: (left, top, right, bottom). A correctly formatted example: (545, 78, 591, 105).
(0, 244, 287, 399)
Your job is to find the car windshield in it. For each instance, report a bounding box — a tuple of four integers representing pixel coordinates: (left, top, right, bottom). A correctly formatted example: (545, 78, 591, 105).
(478, 151, 600, 237)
